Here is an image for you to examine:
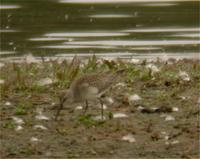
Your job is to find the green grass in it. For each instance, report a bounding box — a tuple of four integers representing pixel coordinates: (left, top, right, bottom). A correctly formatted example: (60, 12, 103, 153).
(15, 104, 27, 115)
(78, 115, 105, 128)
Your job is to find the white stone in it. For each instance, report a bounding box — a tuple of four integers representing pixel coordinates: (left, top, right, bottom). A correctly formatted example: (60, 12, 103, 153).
(37, 78, 53, 86)
(172, 107, 179, 112)
(75, 106, 83, 110)
(179, 71, 190, 81)
(35, 114, 50, 121)
(164, 135, 169, 140)
(165, 115, 175, 121)
(161, 131, 166, 135)
(12, 116, 24, 124)
(5, 102, 11, 106)
(0, 63, 5, 68)
(151, 107, 159, 111)
(113, 113, 128, 118)
(115, 82, 126, 87)
(130, 58, 140, 64)
(33, 125, 47, 130)
(15, 125, 23, 131)
(30, 137, 40, 142)
(128, 94, 141, 102)
(122, 134, 136, 143)
(137, 106, 145, 111)
(65, 14, 69, 20)
(0, 79, 5, 84)
(178, 96, 187, 100)
(171, 140, 179, 144)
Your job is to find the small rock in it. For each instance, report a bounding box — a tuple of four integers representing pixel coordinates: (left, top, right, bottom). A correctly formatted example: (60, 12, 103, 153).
(161, 131, 167, 135)
(33, 125, 47, 130)
(171, 140, 179, 144)
(130, 58, 140, 64)
(75, 106, 83, 110)
(30, 137, 41, 142)
(12, 116, 24, 124)
(113, 113, 128, 118)
(0, 63, 5, 68)
(115, 82, 126, 87)
(172, 107, 179, 112)
(5, 102, 11, 106)
(15, 125, 23, 131)
(65, 14, 69, 20)
(165, 115, 175, 121)
(35, 114, 50, 121)
(179, 71, 190, 81)
(151, 107, 159, 111)
(128, 94, 141, 103)
(178, 96, 187, 100)
(137, 106, 145, 111)
(164, 135, 169, 140)
(51, 102, 56, 106)
(0, 79, 5, 84)
(37, 78, 53, 86)
(122, 134, 136, 143)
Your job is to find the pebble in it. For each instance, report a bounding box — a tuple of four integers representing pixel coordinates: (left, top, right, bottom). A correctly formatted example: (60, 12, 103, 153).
(35, 114, 50, 121)
(122, 134, 136, 143)
(0, 79, 5, 84)
(179, 71, 190, 81)
(75, 106, 83, 110)
(15, 125, 23, 131)
(128, 94, 141, 102)
(37, 78, 53, 86)
(12, 116, 24, 124)
(33, 125, 48, 130)
(113, 112, 128, 118)
(5, 102, 11, 106)
(172, 107, 179, 112)
(30, 137, 41, 142)
(165, 115, 175, 121)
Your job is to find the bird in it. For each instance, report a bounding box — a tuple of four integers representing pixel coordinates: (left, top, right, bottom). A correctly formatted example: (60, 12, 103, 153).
(54, 69, 125, 121)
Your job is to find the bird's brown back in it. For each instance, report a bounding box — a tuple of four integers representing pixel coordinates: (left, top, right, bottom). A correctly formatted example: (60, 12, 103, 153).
(70, 70, 124, 101)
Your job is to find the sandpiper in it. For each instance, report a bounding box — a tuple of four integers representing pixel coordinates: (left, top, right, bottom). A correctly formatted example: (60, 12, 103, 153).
(55, 69, 125, 120)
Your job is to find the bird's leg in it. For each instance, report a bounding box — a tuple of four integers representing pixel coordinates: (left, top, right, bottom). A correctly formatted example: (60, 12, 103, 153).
(83, 100, 89, 114)
(98, 98, 104, 120)
(54, 96, 66, 121)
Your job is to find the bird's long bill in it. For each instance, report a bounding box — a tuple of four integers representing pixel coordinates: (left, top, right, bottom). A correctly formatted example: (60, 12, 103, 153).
(54, 97, 66, 121)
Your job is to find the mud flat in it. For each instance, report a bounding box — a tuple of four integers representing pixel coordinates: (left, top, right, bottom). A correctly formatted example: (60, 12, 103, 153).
(0, 57, 199, 158)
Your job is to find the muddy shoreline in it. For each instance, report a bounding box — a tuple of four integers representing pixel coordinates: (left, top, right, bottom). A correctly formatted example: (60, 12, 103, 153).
(0, 57, 199, 158)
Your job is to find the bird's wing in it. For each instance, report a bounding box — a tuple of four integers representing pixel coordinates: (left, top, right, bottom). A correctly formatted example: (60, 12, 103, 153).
(81, 83, 99, 95)
(77, 82, 99, 100)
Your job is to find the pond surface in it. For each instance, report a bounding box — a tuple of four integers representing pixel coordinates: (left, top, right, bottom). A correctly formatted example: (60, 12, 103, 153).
(0, 0, 199, 59)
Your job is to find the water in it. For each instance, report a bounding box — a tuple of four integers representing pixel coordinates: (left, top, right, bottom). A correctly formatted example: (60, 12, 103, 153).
(0, 0, 199, 59)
